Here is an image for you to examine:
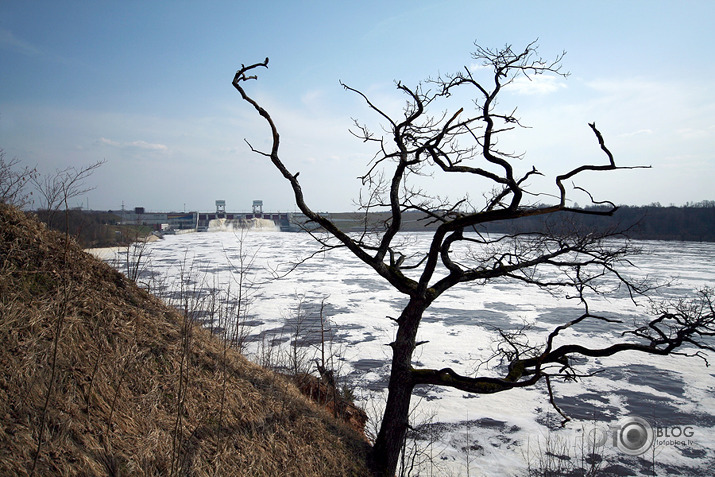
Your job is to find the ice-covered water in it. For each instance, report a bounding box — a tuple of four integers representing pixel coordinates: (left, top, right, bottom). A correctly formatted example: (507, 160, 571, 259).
(100, 230, 715, 476)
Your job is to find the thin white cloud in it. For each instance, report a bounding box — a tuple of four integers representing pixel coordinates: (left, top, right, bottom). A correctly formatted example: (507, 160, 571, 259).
(617, 129, 653, 138)
(509, 74, 567, 95)
(0, 28, 41, 56)
(98, 137, 121, 147)
(97, 137, 168, 152)
(468, 62, 491, 72)
(127, 140, 168, 152)
(301, 89, 324, 106)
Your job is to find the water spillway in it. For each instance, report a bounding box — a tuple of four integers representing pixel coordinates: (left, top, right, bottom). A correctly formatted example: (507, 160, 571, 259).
(207, 217, 280, 231)
(198, 210, 297, 232)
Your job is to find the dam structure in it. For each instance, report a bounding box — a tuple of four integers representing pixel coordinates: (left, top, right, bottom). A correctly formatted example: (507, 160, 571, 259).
(198, 200, 296, 231)
(115, 200, 301, 233)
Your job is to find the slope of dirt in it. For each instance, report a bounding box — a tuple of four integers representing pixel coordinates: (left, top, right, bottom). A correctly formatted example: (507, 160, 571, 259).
(0, 204, 370, 476)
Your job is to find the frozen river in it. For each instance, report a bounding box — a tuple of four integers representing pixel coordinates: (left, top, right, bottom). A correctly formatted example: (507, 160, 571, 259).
(98, 229, 715, 476)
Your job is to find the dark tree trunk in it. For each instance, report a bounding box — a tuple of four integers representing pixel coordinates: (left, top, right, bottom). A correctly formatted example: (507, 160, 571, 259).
(371, 297, 426, 476)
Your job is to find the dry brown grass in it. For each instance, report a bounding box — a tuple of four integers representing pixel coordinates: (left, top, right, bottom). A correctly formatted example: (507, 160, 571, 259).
(0, 204, 371, 476)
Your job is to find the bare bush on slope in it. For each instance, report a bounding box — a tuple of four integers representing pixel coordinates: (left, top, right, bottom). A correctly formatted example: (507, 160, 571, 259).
(0, 204, 370, 476)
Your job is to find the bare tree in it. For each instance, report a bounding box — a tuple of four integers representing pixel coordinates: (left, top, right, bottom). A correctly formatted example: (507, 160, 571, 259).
(232, 42, 715, 476)
(31, 160, 105, 229)
(0, 149, 37, 208)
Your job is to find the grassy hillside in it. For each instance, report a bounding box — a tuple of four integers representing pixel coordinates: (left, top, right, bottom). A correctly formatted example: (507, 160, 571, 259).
(0, 204, 370, 476)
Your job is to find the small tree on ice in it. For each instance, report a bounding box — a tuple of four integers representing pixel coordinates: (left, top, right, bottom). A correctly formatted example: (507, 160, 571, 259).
(232, 42, 715, 476)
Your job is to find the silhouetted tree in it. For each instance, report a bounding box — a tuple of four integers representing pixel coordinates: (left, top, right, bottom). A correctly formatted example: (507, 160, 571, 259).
(233, 42, 715, 476)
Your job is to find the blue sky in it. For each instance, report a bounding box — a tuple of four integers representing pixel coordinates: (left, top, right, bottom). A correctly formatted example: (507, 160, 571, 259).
(1, 1, 713, 213)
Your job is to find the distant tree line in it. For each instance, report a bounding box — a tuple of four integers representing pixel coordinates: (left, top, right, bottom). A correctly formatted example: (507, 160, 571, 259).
(354, 203, 715, 242)
(479, 203, 715, 242)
